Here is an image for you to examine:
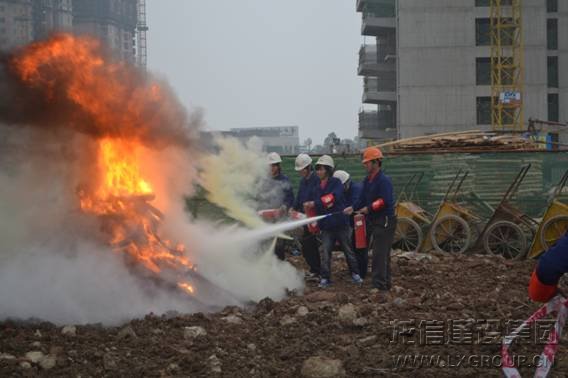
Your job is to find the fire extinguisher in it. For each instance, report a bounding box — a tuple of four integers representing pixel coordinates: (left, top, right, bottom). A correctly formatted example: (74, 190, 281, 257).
(303, 203, 320, 234)
(354, 213, 367, 249)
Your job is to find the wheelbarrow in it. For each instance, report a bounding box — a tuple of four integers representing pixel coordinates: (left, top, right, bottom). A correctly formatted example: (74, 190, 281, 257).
(393, 172, 432, 252)
(527, 169, 568, 258)
(472, 164, 539, 259)
(420, 169, 482, 254)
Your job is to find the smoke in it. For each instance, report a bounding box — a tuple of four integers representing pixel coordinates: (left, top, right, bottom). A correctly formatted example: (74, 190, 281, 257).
(0, 139, 305, 325)
(0, 34, 198, 150)
(0, 35, 304, 325)
(199, 136, 288, 228)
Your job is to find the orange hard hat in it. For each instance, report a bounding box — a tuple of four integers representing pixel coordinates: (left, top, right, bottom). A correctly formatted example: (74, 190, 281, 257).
(362, 147, 383, 163)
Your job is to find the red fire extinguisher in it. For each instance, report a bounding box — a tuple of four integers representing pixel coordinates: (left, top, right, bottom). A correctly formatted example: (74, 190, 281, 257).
(303, 203, 320, 234)
(354, 213, 367, 249)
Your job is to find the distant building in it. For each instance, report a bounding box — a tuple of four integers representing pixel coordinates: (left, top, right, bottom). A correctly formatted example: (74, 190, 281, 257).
(72, 0, 138, 65)
(357, 0, 568, 145)
(228, 126, 300, 155)
(0, 0, 145, 67)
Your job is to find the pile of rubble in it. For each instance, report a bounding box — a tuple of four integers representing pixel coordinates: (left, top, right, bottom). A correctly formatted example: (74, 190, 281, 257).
(2, 251, 566, 377)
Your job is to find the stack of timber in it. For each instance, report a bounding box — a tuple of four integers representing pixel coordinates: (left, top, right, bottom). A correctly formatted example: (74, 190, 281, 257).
(380, 130, 539, 153)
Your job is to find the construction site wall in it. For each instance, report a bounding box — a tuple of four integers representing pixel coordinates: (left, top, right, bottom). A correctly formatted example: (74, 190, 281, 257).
(281, 151, 568, 219)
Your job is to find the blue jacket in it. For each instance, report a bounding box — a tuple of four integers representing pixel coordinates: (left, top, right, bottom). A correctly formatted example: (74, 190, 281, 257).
(345, 181, 363, 208)
(258, 173, 294, 210)
(356, 170, 395, 222)
(529, 233, 568, 302)
(293, 172, 319, 212)
(314, 176, 349, 230)
(345, 181, 363, 227)
(273, 173, 294, 209)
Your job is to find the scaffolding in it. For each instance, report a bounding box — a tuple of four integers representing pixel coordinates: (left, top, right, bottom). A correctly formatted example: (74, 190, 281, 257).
(136, 0, 148, 70)
(490, 0, 525, 132)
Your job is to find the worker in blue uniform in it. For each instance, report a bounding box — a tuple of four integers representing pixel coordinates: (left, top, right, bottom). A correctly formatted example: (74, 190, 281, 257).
(292, 153, 321, 278)
(306, 155, 362, 288)
(334, 169, 367, 279)
(351, 147, 396, 295)
(529, 233, 568, 302)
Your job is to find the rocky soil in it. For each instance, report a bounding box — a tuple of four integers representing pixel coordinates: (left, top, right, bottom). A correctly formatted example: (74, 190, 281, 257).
(2, 251, 566, 377)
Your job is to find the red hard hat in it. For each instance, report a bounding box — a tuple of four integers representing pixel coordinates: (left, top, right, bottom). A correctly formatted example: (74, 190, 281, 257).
(362, 147, 383, 163)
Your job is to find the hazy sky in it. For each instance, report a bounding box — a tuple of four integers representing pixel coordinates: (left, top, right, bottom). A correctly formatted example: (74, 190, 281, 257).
(147, 0, 363, 145)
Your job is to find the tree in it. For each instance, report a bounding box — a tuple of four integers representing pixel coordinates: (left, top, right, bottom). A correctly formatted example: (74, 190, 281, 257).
(304, 138, 312, 152)
(323, 132, 340, 153)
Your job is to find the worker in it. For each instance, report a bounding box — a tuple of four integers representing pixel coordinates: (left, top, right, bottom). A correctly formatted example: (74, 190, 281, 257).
(350, 147, 396, 295)
(259, 152, 294, 260)
(292, 153, 321, 279)
(528, 233, 568, 302)
(334, 169, 367, 279)
(306, 155, 362, 288)
(266, 152, 294, 211)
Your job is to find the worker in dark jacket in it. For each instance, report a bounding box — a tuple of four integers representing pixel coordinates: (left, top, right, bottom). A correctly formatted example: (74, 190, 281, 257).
(352, 147, 396, 294)
(259, 152, 294, 260)
(529, 233, 568, 302)
(334, 170, 368, 279)
(306, 155, 362, 288)
(292, 153, 321, 278)
(265, 152, 294, 210)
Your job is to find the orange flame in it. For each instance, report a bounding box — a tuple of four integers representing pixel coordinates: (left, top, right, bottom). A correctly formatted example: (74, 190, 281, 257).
(98, 138, 152, 198)
(78, 138, 194, 290)
(8, 34, 195, 295)
(9, 33, 190, 148)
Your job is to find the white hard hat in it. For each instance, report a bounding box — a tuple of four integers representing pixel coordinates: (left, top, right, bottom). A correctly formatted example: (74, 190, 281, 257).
(333, 170, 350, 184)
(294, 153, 312, 171)
(315, 155, 334, 169)
(267, 152, 282, 165)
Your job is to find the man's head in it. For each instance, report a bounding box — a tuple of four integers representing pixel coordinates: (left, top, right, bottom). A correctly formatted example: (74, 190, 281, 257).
(294, 153, 313, 179)
(315, 155, 334, 180)
(361, 147, 383, 174)
(267, 152, 282, 177)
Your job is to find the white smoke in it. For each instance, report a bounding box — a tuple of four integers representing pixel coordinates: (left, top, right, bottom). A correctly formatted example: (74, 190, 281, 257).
(0, 138, 304, 326)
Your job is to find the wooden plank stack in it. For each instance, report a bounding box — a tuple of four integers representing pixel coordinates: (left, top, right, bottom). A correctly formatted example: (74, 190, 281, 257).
(383, 131, 539, 153)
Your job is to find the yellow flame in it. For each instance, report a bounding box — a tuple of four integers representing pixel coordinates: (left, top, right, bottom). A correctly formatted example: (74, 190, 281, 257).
(178, 282, 194, 294)
(98, 138, 152, 198)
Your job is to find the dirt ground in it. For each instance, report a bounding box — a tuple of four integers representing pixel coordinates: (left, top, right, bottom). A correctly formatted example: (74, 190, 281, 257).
(2, 250, 567, 377)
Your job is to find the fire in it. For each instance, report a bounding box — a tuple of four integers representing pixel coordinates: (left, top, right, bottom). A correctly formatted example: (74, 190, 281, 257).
(77, 138, 195, 292)
(178, 282, 195, 294)
(8, 33, 191, 148)
(7, 33, 196, 296)
(98, 138, 152, 198)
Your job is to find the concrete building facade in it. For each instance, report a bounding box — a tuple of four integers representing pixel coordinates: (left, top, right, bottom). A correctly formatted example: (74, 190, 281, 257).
(72, 0, 138, 64)
(0, 0, 140, 65)
(0, 0, 33, 49)
(357, 0, 568, 144)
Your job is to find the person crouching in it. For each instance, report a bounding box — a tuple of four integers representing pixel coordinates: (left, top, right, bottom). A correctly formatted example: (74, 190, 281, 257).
(305, 155, 363, 288)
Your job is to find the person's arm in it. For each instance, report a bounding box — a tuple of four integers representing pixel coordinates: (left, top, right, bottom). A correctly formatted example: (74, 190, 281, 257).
(293, 181, 302, 212)
(528, 234, 568, 302)
(283, 179, 294, 210)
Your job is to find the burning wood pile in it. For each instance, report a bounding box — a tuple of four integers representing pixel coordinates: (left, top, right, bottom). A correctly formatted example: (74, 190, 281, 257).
(2, 34, 201, 299)
(76, 138, 196, 295)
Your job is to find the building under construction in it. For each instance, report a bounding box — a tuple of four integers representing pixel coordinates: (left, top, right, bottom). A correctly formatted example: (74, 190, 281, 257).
(0, 0, 147, 68)
(357, 0, 568, 145)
